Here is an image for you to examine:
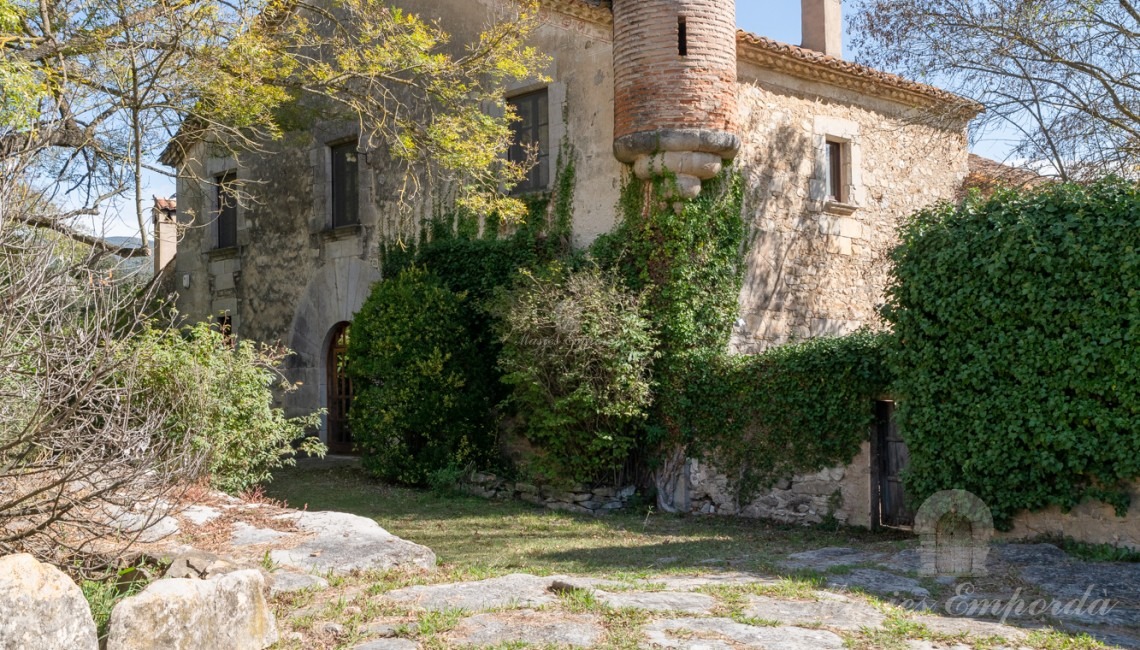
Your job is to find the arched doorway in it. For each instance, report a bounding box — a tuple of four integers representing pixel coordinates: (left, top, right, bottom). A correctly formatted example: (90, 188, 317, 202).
(326, 322, 354, 454)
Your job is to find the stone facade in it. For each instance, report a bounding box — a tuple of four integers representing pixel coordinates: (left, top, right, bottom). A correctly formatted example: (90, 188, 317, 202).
(166, 1, 978, 530)
(730, 65, 969, 352)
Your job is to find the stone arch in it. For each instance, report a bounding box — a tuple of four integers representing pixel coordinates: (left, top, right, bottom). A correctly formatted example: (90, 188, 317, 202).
(915, 489, 994, 577)
(282, 257, 379, 442)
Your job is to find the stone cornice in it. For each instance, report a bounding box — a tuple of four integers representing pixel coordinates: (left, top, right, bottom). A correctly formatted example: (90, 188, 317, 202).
(735, 30, 981, 115)
(539, 0, 612, 25)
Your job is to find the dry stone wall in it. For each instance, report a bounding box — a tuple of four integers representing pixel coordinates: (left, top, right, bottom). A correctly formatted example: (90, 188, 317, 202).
(462, 472, 637, 516)
(688, 443, 873, 528)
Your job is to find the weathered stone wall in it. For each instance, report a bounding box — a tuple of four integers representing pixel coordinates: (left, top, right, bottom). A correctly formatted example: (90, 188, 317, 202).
(173, 1, 622, 438)
(730, 64, 970, 352)
(683, 67, 969, 529)
(1000, 484, 1140, 550)
(688, 442, 873, 528)
(461, 472, 637, 516)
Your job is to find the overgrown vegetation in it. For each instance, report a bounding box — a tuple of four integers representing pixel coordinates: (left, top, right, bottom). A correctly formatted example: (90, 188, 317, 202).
(350, 146, 577, 485)
(494, 264, 658, 486)
(350, 164, 890, 506)
(885, 179, 1140, 528)
(0, 226, 200, 572)
(134, 322, 324, 494)
(591, 172, 750, 509)
(685, 331, 892, 502)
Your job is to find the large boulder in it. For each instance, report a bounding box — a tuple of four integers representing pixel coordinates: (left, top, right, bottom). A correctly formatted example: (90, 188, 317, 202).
(0, 553, 98, 650)
(106, 570, 277, 650)
(269, 511, 435, 575)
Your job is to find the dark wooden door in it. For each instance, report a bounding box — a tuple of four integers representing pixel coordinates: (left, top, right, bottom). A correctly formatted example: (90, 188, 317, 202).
(875, 400, 914, 527)
(326, 322, 354, 454)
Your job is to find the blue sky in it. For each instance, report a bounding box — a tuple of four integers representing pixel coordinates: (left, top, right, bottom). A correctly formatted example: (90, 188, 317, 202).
(737, 3, 803, 46)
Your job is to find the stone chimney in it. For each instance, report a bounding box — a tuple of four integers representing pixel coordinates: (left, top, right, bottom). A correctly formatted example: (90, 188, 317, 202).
(152, 196, 177, 276)
(802, 0, 842, 58)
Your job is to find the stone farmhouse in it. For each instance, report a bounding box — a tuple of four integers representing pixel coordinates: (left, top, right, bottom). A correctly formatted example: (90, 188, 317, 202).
(159, 0, 1001, 530)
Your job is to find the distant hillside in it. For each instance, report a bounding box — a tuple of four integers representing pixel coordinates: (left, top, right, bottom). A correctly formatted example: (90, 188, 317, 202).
(104, 236, 152, 278)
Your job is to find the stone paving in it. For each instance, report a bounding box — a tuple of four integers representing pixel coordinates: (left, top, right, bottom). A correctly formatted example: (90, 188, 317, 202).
(132, 495, 1140, 649)
(326, 543, 1140, 649)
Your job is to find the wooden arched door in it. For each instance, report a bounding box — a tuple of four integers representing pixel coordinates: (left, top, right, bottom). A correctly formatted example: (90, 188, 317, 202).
(326, 322, 354, 454)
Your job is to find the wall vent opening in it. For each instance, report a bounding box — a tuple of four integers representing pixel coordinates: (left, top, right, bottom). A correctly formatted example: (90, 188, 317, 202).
(678, 17, 688, 56)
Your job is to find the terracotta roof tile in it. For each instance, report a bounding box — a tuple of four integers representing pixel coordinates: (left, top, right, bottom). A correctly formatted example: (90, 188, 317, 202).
(735, 30, 980, 113)
(959, 154, 1048, 200)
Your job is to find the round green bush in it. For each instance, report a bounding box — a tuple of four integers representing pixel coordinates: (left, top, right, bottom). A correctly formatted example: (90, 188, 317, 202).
(347, 267, 495, 485)
(885, 179, 1140, 527)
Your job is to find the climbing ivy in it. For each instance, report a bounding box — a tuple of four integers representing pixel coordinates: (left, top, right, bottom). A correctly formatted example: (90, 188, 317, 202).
(885, 179, 1140, 528)
(594, 171, 890, 506)
(352, 143, 577, 481)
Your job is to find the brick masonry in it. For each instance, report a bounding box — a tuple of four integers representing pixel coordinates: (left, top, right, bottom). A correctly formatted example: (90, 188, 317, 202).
(612, 0, 738, 143)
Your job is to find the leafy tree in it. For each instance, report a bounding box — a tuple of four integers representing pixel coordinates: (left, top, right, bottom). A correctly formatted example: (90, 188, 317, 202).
(851, 0, 1140, 179)
(0, 0, 547, 250)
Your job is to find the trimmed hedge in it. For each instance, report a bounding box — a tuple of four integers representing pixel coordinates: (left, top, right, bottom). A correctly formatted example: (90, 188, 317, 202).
(885, 180, 1140, 527)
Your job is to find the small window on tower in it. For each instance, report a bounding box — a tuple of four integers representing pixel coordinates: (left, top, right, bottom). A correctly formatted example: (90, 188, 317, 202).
(678, 17, 689, 56)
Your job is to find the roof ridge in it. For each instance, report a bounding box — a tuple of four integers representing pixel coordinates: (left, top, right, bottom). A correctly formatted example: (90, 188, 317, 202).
(735, 30, 980, 113)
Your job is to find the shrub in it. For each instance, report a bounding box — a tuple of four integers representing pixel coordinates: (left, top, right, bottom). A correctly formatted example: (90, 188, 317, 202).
(348, 267, 495, 485)
(884, 180, 1140, 527)
(590, 171, 746, 509)
(685, 330, 893, 501)
(0, 225, 208, 571)
(134, 322, 323, 494)
(494, 265, 658, 486)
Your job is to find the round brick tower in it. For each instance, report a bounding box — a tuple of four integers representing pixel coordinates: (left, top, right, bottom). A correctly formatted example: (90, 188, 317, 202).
(612, 0, 741, 199)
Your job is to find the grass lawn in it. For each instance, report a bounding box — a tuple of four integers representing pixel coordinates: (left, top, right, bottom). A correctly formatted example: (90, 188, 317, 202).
(264, 460, 913, 578)
(260, 461, 1115, 650)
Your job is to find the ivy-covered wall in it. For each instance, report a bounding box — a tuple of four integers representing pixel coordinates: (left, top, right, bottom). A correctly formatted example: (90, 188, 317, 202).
(886, 180, 1140, 531)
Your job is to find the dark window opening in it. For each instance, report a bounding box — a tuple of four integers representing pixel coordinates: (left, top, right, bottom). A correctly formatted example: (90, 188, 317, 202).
(827, 140, 845, 202)
(216, 314, 234, 346)
(330, 141, 360, 228)
(678, 17, 689, 56)
(216, 173, 237, 249)
(507, 89, 550, 194)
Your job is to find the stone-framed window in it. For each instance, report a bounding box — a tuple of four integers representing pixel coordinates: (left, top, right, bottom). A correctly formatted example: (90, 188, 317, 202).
(826, 139, 846, 202)
(215, 172, 238, 250)
(329, 139, 360, 228)
(811, 116, 863, 215)
(507, 88, 550, 193)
